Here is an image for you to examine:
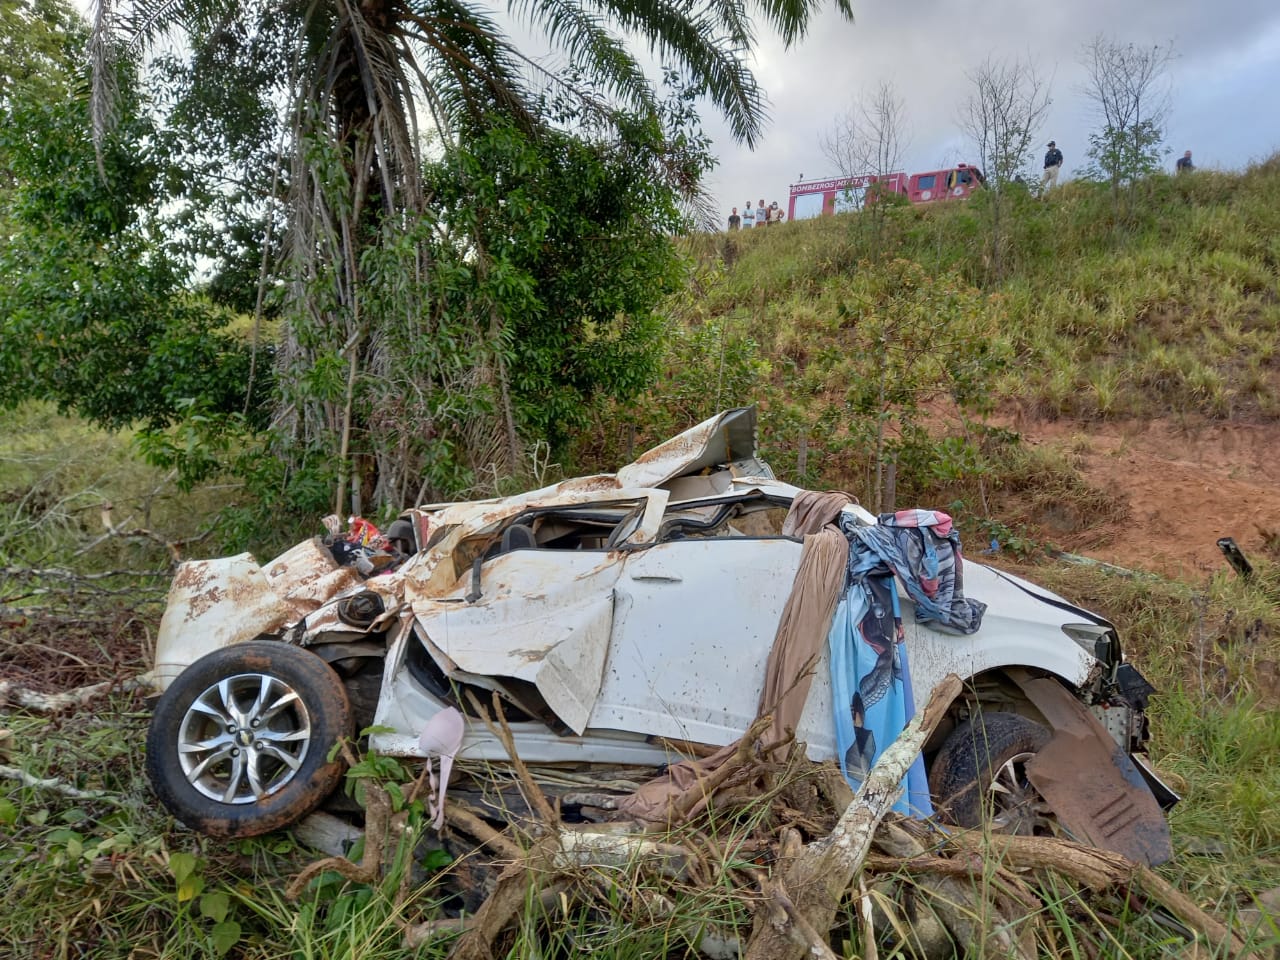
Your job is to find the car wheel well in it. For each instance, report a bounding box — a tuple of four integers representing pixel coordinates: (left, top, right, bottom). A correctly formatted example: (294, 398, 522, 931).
(921, 667, 1074, 764)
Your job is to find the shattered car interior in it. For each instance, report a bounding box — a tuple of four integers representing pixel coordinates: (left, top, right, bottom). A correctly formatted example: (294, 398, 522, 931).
(144, 407, 1178, 866)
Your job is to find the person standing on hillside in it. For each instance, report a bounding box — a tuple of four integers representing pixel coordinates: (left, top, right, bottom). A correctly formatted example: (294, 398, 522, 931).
(1041, 140, 1064, 195)
(1176, 150, 1194, 173)
(755, 199, 768, 228)
(728, 207, 741, 230)
(743, 201, 754, 228)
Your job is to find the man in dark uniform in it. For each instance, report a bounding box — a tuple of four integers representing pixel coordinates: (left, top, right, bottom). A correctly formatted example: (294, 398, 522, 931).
(1041, 140, 1064, 194)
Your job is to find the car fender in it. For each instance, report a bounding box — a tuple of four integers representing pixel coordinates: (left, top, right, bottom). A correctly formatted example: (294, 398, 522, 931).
(1005, 668, 1173, 866)
(149, 554, 293, 692)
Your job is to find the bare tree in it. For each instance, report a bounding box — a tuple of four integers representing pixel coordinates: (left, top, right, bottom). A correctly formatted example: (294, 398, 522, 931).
(1079, 36, 1175, 197)
(818, 81, 909, 250)
(820, 81, 909, 192)
(962, 56, 1052, 190)
(960, 56, 1051, 279)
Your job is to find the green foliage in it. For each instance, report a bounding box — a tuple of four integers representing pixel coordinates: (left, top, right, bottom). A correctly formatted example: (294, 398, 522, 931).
(0, 26, 269, 491)
(0, 404, 243, 612)
(575, 236, 1015, 516)
(0, 0, 85, 113)
(1085, 118, 1166, 189)
(424, 114, 689, 456)
(85, 0, 847, 522)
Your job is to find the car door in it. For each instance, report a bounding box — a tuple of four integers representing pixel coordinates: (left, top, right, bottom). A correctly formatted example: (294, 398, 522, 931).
(589, 500, 829, 751)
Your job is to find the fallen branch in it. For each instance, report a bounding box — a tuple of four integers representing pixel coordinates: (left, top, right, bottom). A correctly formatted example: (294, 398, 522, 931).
(445, 804, 525, 862)
(946, 832, 1252, 957)
(0, 677, 147, 713)
(447, 839, 557, 960)
(402, 916, 472, 949)
(743, 673, 963, 960)
(552, 825, 696, 881)
(756, 876, 842, 960)
(878, 819, 1034, 959)
(1135, 864, 1251, 957)
(0, 763, 118, 802)
(294, 811, 364, 858)
(466, 691, 558, 827)
(0, 566, 170, 582)
(286, 783, 404, 899)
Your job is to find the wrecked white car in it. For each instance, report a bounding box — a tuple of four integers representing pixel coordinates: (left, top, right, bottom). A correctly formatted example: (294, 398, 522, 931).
(144, 408, 1176, 864)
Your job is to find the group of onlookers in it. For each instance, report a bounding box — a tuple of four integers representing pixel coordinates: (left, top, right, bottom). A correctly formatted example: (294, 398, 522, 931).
(727, 199, 783, 230)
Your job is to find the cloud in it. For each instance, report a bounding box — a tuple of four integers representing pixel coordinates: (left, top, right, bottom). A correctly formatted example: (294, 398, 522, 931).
(704, 0, 1280, 221)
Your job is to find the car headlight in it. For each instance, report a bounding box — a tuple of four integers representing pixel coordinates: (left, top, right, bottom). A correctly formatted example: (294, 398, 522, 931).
(1062, 623, 1118, 666)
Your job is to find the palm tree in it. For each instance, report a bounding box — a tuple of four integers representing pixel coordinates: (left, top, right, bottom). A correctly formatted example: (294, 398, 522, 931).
(90, 0, 850, 513)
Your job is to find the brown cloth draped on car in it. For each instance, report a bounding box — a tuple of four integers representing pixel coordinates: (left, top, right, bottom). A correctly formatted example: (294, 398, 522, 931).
(615, 490, 855, 822)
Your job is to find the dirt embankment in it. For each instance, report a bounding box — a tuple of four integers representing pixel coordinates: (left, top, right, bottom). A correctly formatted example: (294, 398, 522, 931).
(1018, 416, 1280, 578)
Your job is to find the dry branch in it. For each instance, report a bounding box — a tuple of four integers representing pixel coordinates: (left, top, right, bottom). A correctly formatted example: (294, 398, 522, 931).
(744, 673, 963, 960)
(286, 783, 402, 899)
(447, 841, 556, 960)
(401, 916, 472, 949)
(551, 825, 696, 881)
(0, 677, 146, 713)
(871, 789, 1036, 958)
(445, 804, 524, 862)
(0, 763, 119, 802)
(294, 811, 365, 858)
(946, 832, 1253, 957)
(466, 691, 558, 827)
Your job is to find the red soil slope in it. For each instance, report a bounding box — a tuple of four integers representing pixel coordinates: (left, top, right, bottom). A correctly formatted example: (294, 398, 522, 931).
(1020, 416, 1280, 579)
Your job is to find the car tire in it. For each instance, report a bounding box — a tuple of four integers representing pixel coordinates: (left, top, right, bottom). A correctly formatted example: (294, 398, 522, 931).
(929, 711, 1053, 835)
(145, 640, 353, 838)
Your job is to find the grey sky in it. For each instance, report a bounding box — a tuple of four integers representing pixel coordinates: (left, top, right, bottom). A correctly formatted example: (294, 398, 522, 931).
(76, 0, 1278, 224)
(703, 0, 1280, 220)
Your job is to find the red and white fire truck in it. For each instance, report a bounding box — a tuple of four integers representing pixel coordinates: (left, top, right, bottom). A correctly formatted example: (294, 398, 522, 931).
(786, 164, 984, 221)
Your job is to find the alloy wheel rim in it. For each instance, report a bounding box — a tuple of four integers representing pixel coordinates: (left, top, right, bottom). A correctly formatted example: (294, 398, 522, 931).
(177, 672, 312, 804)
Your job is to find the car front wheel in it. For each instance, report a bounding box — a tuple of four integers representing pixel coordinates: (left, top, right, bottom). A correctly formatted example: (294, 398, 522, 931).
(145, 640, 352, 838)
(929, 711, 1054, 835)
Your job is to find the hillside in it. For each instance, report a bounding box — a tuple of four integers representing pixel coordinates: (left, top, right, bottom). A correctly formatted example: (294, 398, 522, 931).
(1013, 415, 1280, 575)
(581, 157, 1280, 580)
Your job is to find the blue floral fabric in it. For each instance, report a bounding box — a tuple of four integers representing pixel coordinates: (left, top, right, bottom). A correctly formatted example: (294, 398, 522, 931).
(829, 509, 986, 816)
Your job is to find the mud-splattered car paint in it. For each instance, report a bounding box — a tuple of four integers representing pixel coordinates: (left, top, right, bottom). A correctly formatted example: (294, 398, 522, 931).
(148, 408, 1176, 862)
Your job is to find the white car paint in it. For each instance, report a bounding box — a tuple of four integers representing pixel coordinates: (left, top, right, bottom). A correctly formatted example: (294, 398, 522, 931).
(152, 408, 1109, 773)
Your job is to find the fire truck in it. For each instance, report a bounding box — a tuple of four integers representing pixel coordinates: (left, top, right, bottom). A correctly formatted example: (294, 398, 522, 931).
(786, 164, 984, 221)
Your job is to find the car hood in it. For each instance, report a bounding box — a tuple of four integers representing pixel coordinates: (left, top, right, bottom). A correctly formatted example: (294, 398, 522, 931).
(972, 562, 1115, 632)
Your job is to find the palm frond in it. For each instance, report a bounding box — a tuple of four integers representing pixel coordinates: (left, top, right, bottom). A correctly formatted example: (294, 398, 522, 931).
(509, 0, 656, 116)
(753, 0, 851, 47)
(88, 0, 117, 173)
(402, 0, 537, 131)
(602, 0, 766, 145)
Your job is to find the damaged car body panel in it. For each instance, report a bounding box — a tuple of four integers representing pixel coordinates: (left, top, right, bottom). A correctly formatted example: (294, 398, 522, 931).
(415, 548, 625, 736)
(146, 406, 1175, 864)
(614, 406, 774, 489)
(1013, 671, 1174, 866)
(151, 554, 294, 690)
